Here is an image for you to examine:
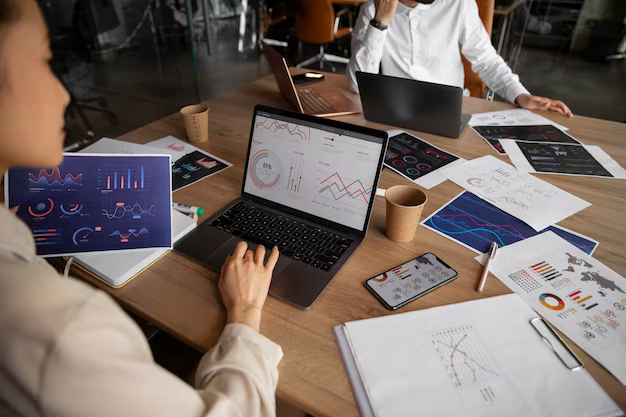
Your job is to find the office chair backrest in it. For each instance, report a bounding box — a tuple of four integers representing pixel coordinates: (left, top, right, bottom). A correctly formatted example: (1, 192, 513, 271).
(294, 0, 336, 44)
(463, 0, 495, 98)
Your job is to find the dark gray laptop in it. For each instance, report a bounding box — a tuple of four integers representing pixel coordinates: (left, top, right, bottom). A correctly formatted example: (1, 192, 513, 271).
(175, 105, 388, 309)
(355, 71, 471, 139)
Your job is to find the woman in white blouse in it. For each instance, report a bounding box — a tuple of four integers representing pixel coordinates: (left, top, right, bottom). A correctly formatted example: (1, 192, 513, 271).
(0, 1, 282, 416)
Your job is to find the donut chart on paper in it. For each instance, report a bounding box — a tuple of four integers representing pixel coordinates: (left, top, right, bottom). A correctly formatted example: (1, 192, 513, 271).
(539, 293, 565, 310)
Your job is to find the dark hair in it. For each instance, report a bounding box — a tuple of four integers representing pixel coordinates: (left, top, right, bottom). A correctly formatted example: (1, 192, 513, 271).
(0, 0, 19, 24)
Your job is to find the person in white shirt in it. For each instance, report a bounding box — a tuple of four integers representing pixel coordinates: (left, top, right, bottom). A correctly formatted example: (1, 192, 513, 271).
(348, 0, 573, 117)
(0, 1, 283, 416)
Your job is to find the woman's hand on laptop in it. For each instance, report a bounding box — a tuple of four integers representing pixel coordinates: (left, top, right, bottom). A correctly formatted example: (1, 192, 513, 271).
(219, 241, 280, 332)
(515, 94, 573, 118)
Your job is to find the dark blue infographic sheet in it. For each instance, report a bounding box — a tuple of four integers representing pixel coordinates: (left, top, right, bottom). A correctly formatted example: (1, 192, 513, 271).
(7, 154, 172, 257)
(421, 191, 598, 255)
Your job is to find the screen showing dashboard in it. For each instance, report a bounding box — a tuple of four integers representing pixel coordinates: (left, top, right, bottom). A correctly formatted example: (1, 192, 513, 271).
(243, 111, 384, 231)
(6, 154, 172, 257)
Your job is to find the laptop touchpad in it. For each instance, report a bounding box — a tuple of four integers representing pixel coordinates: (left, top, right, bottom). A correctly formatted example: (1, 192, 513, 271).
(205, 239, 290, 276)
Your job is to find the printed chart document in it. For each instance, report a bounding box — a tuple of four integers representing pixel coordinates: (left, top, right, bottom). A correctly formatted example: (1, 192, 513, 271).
(384, 130, 466, 189)
(500, 139, 626, 179)
(5, 153, 173, 257)
(469, 108, 569, 130)
(146, 136, 232, 191)
(421, 191, 598, 255)
(74, 208, 196, 287)
(472, 125, 581, 154)
(441, 155, 591, 231)
(335, 294, 621, 417)
(477, 232, 626, 385)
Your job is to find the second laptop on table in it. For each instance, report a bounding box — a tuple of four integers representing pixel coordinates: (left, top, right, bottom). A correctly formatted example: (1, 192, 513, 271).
(356, 71, 471, 139)
(175, 105, 388, 309)
(264, 44, 361, 117)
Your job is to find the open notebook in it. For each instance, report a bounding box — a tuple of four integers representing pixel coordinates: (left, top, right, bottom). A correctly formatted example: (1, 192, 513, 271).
(72, 209, 196, 287)
(334, 294, 621, 417)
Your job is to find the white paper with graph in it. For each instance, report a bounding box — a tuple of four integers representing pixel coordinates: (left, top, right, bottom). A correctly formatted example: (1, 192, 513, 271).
(478, 231, 626, 385)
(339, 294, 620, 417)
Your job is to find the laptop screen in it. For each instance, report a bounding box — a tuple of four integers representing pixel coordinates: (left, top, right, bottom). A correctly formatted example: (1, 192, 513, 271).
(243, 109, 384, 232)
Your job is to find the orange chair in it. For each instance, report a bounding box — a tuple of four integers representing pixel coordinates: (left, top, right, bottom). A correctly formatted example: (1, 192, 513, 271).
(463, 0, 495, 98)
(294, 0, 353, 69)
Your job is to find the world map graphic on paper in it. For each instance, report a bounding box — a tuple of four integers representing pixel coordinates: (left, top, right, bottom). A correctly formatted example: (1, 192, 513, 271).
(567, 253, 593, 268)
(581, 271, 626, 294)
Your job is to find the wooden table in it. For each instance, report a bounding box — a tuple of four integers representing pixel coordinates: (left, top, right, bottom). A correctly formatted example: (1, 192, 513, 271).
(73, 71, 626, 415)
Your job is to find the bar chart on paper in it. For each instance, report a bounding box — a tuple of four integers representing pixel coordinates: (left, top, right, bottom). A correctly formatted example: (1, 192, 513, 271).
(99, 166, 146, 191)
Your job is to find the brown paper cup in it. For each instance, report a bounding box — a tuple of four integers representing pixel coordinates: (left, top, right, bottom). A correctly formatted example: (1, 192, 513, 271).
(180, 104, 209, 144)
(385, 185, 428, 242)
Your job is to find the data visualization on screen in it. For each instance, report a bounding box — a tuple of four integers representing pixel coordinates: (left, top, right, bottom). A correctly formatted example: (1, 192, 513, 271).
(244, 113, 383, 231)
(7, 154, 172, 257)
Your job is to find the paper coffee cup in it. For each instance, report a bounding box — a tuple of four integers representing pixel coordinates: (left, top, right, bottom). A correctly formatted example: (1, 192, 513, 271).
(180, 104, 209, 144)
(385, 185, 428, 242)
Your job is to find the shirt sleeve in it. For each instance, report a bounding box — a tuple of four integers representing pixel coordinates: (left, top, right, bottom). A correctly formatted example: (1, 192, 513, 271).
(347, 2, 387, 93)
(459, 0, 529, 103)
(41, 291, 283, 417)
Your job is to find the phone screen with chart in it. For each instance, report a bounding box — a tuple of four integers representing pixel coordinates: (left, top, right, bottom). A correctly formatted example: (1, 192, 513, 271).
(366, 253, 458, 309)
(243, 112, 384, 231)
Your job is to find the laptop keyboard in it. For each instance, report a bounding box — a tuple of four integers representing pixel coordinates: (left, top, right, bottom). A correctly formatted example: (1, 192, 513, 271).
(299, 89, 334, 115)
(209, 202, 354, 272)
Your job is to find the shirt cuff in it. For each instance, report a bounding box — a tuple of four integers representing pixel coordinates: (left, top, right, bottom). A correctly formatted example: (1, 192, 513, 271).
(506, 82, 531, 105)
(219, 323, 283, 367)
(363, 23, 387, 50)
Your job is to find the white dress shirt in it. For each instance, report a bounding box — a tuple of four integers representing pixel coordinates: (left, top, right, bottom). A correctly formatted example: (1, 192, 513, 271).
(347, 0, 530, 104)
(0, 205, 283, 417)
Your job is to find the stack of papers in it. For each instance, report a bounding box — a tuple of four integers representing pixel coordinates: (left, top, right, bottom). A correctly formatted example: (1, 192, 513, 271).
(335, 294, 621, 417)
(476, 232, 626, 385)
(440, 155, 590, 231)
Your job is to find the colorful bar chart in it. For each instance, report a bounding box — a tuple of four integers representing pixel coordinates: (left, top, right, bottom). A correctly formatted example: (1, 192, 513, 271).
(567, 289, 598, 310)
(529, 261, 562, 282)
(106, 166, 145, 190)
(392, 264, 412, 280)
(287, 159, 304, 193)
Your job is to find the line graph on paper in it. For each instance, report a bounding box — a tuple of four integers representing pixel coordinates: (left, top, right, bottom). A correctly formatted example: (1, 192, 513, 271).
(102, 202, 155, 219)
(315, 171, 372, 211)
(255, 118, 310, 141)
(29, 167, 83, 188)
(432, 325, 501, 389)
(430, 325, 525, 411)
(421, 192, 598, 254)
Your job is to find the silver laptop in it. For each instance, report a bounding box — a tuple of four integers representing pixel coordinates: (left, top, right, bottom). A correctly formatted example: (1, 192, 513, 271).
(175, 105, 388, 309)
(264, 44, 361, 117)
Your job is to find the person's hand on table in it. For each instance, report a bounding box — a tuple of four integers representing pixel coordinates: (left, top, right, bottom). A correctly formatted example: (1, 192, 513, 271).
(515, 94, 573, 118)
(219, 241, 279, 332)
(373, 0, 398, 26)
